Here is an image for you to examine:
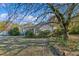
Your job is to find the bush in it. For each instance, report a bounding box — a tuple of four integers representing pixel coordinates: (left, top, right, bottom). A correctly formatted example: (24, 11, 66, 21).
(25, 30, 35, 38)
(8, 27, 20, 36)
(37, 30, 50, 38)
(25, 30, 50, 38)
(57, 35, 68, 47)
(69, 26, 79, 34)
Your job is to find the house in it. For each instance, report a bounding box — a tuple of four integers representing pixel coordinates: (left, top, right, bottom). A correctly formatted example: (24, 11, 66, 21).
(19, 22, 35, 35)
(18, 21, 54, 36)
(0, 31, 8, 36)
(48, 15, 79, 34)
(68, 15, 79, 31)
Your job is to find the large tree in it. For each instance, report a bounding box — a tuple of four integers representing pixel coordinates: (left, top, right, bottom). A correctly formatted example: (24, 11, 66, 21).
(47, 4, 79, 40)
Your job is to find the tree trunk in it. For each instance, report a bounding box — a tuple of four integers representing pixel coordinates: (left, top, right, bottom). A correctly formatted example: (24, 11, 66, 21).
(62, 24, 68, 40)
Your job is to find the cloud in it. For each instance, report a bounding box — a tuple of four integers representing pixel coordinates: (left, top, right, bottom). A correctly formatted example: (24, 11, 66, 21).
(0, 13, 37, 23)
(0, 13, 39, 25)
(19, 15, 37, 24)
(21, 15, 37, 23)
(12, 14, 37, 24)
(24, 15, 37, 22)
(0, 13, 8, 21)
(0, 13, 53, 24)
(0, 13, 8, 18)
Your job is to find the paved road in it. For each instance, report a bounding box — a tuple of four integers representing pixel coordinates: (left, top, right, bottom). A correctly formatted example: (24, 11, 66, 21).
(0, 36, 64, 56)
(0, 36, 49, 46)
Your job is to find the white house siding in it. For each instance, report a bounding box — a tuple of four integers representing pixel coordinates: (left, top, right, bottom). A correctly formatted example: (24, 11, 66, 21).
(0, 31, 8, 36)
(39, 25, 53, 32)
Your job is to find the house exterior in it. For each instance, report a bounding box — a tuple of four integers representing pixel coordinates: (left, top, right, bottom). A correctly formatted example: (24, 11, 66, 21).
(39, 24, 53, 32)
(19, 22, 35, 35)
(0, 31, 9, 36)
(49, 15, 79, 34)
(19, 22, 54, 36)
(68, 15, 79, 31)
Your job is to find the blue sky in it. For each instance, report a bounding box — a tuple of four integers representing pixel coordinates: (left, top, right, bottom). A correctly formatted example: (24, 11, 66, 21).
(0, 3, 78, 24)
(0, 3, 53, 24)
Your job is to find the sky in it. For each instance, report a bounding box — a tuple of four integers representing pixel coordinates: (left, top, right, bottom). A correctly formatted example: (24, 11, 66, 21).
(0, 3, 78, 25)
(0, 3, 52, 24)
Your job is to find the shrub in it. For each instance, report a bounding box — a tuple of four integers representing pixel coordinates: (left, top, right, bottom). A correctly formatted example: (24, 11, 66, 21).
(8, 27, 20, 36)
(57, 35, 68, 47)
(25, 30, 35, 38)
(69, 26, 79, 34)
(37, 30, 50, 38)
(25, 30, 50, 38)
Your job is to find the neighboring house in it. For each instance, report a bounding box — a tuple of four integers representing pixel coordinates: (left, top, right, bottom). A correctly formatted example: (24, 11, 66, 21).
(19, 22, 35, 35)
(48, 15, 79, 33)
(19, 26, 32, 35)
(19, 22, 54, 36)
(68, 15, 79, 31)
(0, 31, 9, 36)
(39, 24, 53, 32)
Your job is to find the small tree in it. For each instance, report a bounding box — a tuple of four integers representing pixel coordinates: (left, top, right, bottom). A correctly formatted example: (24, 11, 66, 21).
(8, 27, 20, 36)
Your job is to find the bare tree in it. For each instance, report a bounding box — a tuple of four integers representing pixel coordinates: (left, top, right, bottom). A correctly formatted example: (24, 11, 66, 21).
(47, 3, 79, 40)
